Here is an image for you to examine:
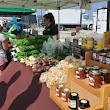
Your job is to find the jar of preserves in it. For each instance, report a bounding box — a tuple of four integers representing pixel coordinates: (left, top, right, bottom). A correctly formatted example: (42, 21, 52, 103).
(92, 49, 103, 61)
(76, 68, 85, 79)
(84, 66, 92, 78)
(68, 92, 79, 110)
(78, 99, 90, 109)
(101, 69, 110, 85)
(56, 84, 64, 97)
(89, 70, 101, 88)
(106, 54, 110, 65)
(103, 48, 110, 53)
(99, 53, 107, 63)
(61, 88, 70, 102)
(92, 66, 100, 71)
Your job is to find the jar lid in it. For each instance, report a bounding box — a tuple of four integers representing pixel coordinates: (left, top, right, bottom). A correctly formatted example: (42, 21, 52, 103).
(103, 48, 110, 51)
(85, 66, 92, 70)
(63, 88, 70, 93)
(100, 53, 107, 56)
(79, 99, 90, 108)
(90, 70, 101, 76)
(93, 48, 103, 52)
(107, 54, 110, 57)
(93, 66, 100, 70)
(78, 68, 84, 71)
(57, 84, 64, 89)
(101, 69, 109, 74)
(69, 92, 79, 99)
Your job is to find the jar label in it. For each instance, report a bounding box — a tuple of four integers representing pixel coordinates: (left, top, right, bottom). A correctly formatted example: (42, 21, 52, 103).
(99, 56, 103, 62)
(68, 100, 76, 108)
(92, 53, 96, 60)
(56, 89, 60, 96)
(76, 75, 80, 79)
(76, 71, 79, 74)
(89, 76, 94, 86)
(96, 53, 100, 60)
(102, 56, 106, 63)
(106, 58, 110, 65)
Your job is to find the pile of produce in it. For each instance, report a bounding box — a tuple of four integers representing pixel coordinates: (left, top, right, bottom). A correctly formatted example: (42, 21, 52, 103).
(20, 54, 57, 74)
(40, 56, 85, 88)
(11, 35, 50, 61)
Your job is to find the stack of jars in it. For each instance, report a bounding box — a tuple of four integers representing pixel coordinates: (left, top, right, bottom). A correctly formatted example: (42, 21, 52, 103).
(92, 48, 110, 65)
(56, 85, 90, 110)
(76, 66, 110, 88)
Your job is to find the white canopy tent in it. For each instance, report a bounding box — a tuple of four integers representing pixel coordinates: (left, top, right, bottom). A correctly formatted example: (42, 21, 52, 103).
(0, 0, 108, 9)
(0, 0, 109, 38)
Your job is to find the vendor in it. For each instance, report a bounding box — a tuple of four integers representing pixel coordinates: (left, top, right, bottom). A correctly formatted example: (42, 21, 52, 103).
(43, 13, 58, 40)
(0, 25, 13, 74)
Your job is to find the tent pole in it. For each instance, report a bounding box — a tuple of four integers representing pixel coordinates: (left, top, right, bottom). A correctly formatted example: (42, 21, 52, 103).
(58, 7, 60, 39)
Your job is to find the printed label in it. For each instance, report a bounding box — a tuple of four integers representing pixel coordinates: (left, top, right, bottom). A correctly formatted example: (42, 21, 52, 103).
(106, 58, 110, 65)
(89, 76, 94, 86)
(92, 53, 96, 60)
(68, 100, 76, 108)
(76, 75, 80, 79)
(99, 56, 103, 62)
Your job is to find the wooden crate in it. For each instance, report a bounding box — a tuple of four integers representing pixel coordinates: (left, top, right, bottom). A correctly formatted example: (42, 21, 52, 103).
(50, 52, 110, 110)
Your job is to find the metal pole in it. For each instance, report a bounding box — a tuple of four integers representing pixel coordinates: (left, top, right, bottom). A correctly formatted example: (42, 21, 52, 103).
(107, 1, 110, 31)
(58, 8, 60, 39)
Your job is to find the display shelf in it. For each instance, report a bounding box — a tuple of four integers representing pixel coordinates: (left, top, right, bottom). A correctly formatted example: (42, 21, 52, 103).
(50, 84, 70, 110)
(85, 51, 110, 70)
(50, 51, 110, 110)
(72, 74, 100, 97)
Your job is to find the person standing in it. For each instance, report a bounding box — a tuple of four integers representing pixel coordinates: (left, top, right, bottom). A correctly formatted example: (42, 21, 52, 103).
(43, 13, 58, 40)
(0, 25, 13, 74)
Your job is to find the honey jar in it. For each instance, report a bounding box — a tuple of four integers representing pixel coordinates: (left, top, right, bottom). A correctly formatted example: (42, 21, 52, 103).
(101, 69, 110, 85)
(76, 68, 85, 79)
(56, 84, 64, 97)
(89, 70, 101, 88)
(61, 88, 70, 102)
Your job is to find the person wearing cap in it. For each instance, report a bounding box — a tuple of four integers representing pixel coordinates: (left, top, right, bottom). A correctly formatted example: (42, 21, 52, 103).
(43, 13, 58, 40)
(0, 25, 13, 74)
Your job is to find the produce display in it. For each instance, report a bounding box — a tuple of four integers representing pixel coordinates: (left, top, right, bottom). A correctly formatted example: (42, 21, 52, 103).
(42, 37, 70, 61)
(11, 35, 50, 61)
(20, 54, 57, 74)
(40, 56, 85, 88)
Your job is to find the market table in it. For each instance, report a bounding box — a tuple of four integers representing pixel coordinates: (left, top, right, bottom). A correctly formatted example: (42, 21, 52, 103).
(0, 61, 61, 110)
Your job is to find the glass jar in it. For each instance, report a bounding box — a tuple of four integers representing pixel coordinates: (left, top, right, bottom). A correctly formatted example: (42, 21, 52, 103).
(76, 68, 85, 79)
(61, 88, 70, 102)
(68, 92, 79, 110)
(89, 70, 101, 88)
(92, 66, 100, 71)
(103, 48, 110, 53)
(78, 99, 90, 109)
(99, 53, 107, 63)
(56, 84, 64, 97)
(84, 66, 92, 78)
(106, 54, 110, 65)
(101, 69, 110, 85)
(92, 49, 103, 61)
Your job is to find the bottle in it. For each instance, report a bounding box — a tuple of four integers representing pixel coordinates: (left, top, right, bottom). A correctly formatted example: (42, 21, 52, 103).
(68, 92, 79, 110)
